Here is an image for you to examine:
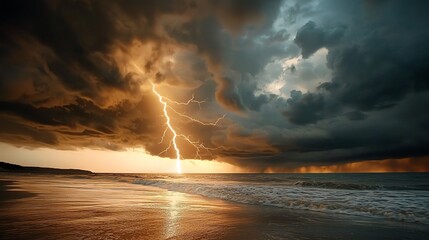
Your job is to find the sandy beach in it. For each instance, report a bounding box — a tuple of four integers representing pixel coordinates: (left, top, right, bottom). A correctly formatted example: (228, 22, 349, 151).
(1, 173, 428, 240)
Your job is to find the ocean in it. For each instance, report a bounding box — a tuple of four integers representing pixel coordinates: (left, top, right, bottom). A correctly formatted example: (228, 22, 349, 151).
(130, 173, 429, 224)
(1, 172, 428, 239)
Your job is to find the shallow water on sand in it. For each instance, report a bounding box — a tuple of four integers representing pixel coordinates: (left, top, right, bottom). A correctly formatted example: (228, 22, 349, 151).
(1, 173, 428, 240)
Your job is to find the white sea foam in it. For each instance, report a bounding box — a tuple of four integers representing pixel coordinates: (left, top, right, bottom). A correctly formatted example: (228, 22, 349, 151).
(133, 178, 429, 224)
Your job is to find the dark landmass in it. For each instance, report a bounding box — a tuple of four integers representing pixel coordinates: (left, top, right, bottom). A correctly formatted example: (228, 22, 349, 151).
(0, 162, 92, 175)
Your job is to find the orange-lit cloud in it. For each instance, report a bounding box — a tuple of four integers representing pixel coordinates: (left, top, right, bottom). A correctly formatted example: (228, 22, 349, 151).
(262, 157, 429, 173)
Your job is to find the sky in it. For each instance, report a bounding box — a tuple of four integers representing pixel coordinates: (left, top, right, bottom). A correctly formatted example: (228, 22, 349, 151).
(0, 0, 428, 173)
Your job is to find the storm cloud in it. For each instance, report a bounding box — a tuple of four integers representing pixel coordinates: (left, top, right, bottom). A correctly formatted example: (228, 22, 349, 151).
(0, 0, 428, 171)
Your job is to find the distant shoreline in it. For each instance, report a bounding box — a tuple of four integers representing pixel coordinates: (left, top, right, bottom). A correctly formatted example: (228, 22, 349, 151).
(0, 162, 92, 175)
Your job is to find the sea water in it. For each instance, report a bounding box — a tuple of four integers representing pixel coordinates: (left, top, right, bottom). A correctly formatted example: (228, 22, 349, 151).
(1, 173, 428, 239)
(131, 173, 429, 224)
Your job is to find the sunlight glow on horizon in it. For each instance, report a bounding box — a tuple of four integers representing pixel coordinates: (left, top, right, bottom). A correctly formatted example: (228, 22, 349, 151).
(1, 142, 427, 173)
(0, 143, 242, 173)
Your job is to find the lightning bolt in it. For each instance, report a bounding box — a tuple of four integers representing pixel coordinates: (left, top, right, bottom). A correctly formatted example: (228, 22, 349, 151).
(150, 82, 182, 174)
(164, 94, 206, 109)
(168, 107, 226, 126)
(131, 62, 225, 174)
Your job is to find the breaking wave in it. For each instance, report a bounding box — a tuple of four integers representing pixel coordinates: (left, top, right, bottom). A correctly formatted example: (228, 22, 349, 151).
(293, 181, 379, 190)
(133, 178, 429, 224)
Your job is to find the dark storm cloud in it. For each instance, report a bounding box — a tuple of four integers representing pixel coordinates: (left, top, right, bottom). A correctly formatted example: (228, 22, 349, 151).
(283, 90, 325, 125)
(1, 0, 429, 171)
(164, 0, 285, 112)
(0, 100, 116, 133)
(265, 29, 290, 44)
(0, 96, 167, 151)
(0, 0, 285, 160)
(241, 0, 429, 170)
(0, 117, 59, 146)
(322, 33, 429, 111)
(211, 0, 284, 34)
(294, 21, 346, 58)
(286, 0, 429, 123)
(0, 0, 156, 107)
(344, 111, 366, 121)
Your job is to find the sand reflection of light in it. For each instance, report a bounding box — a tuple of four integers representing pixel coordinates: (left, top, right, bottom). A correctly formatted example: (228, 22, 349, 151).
(165, 191, 185, 239)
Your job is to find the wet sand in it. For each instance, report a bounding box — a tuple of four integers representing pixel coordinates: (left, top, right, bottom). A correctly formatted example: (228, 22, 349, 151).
(1, 173, 427, 240)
